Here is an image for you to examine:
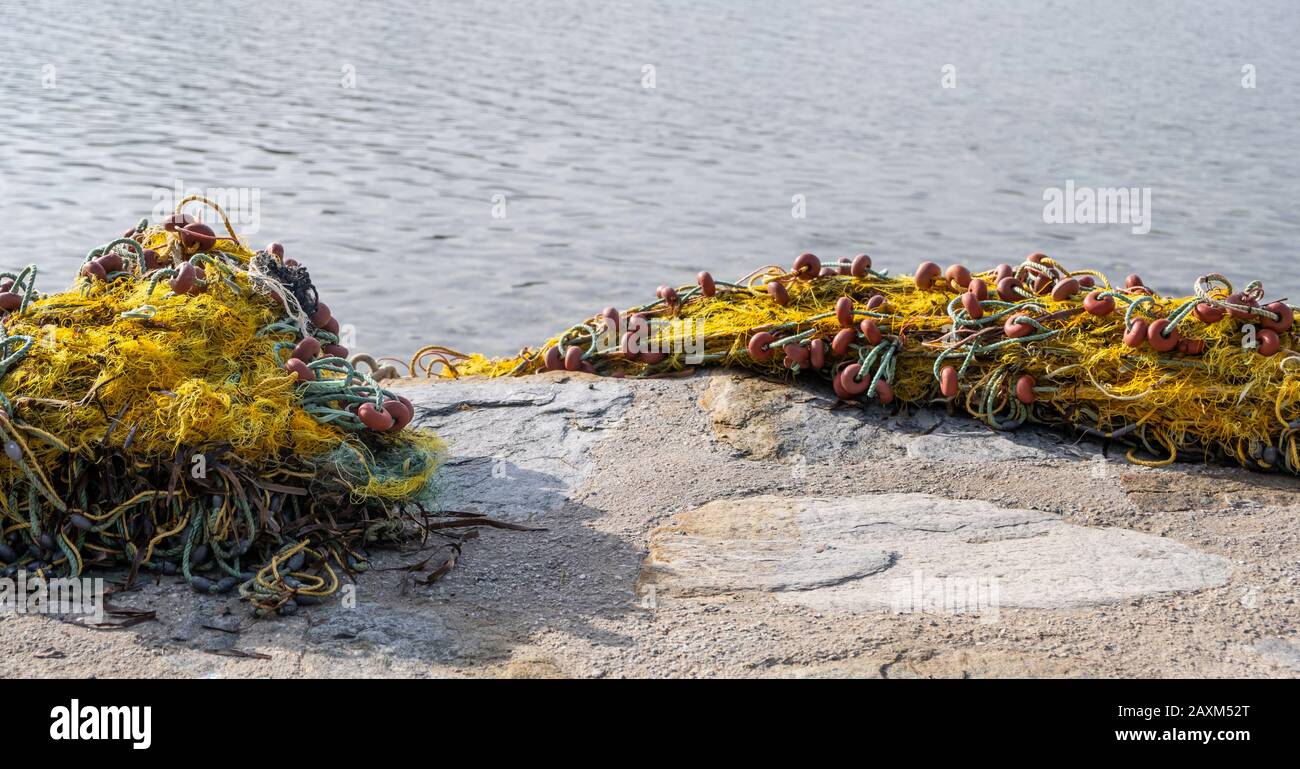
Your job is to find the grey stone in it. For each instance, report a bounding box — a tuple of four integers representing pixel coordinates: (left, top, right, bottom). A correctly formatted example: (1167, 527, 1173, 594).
(699, 374, 907, 461)
(393, 375, 632, 520)
(698, 373, 1092, 464)
(642, 496, 896, 594)
(642, 493, 1231, 613)
(1254, 638, 1300, 672)
(905, 430, 1058, 461)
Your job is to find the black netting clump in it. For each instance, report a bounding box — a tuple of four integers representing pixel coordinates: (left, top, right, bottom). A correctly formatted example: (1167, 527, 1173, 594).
(252, 250, 319, 318)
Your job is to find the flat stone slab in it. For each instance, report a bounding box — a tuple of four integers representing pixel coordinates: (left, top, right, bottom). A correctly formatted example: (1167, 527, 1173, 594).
(905, 430, 1060, 462)
(641, 493, 1231, 614)
(699, 374, 908, 461)
(698, 373, 1088, 464)
(394, 375, 632, 520)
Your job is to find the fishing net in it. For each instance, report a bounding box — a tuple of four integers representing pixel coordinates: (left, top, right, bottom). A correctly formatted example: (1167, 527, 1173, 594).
(0, 197, 467, 614)
(418, 252, 1300, 473)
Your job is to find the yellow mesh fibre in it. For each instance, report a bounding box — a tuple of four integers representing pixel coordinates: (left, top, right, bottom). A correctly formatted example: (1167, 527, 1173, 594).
(0, 199, 446, 611)
(3, 258, 338, 464)
(420, 256, 1300, 473)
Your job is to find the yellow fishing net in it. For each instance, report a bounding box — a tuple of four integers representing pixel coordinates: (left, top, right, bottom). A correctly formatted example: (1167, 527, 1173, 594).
(418, 252, 1300, 473)
(0, 198, 451, 614)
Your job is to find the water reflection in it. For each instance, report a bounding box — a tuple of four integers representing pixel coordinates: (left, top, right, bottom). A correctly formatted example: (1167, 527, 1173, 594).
(0, 0, 1297, 359)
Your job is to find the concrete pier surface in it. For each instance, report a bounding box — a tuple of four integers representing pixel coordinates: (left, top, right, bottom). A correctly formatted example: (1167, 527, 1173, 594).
(3, 371, 1297, 678)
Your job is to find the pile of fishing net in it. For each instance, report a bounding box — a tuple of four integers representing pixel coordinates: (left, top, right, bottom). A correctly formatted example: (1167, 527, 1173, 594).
(425, 251, 1300, 473)
(0, 197, 467, 614)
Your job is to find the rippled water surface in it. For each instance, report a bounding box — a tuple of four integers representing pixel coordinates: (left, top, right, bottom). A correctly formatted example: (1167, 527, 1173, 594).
(1, 0, 1297, 359)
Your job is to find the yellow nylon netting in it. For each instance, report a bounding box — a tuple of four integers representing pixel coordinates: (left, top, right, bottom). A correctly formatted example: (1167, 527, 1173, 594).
(4, 261, 339, 462)
(417, 253, 1300, 473)
(0, 198, 450, 613)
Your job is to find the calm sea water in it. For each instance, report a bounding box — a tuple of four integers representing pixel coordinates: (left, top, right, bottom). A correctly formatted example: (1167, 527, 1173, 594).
(1, 0, 1297, 360)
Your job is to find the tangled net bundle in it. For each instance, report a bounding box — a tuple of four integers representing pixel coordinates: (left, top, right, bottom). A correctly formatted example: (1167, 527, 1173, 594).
(0, 197, 464, 615)
(425, 251, 1300, 473)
